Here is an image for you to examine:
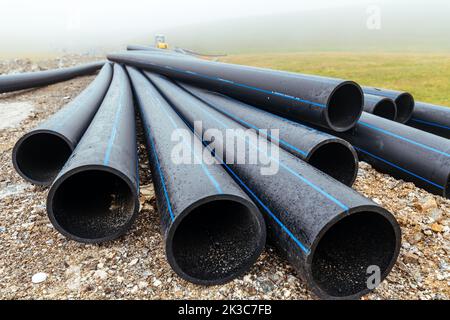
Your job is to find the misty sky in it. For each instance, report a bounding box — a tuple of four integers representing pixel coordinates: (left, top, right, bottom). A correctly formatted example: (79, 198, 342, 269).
(0, 0, 448, 54)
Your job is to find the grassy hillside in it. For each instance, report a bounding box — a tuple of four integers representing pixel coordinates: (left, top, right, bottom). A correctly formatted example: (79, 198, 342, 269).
(221, 52, 450, 106)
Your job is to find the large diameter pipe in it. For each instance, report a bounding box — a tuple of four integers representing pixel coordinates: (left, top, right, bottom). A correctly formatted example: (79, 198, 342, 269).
(322, 112, 450, 198)
(126, 67, 265, 285)
(363, 94, 397, 120)
(108, 52, 364, 132)
(0, 61, 105, 93)
(179, 83, 359, 187)
(145, 72, 401, 300)
(46, 64, 139, 243)
(12, 63, 113, 186)
(362, 87, 414, 123)
(406, 101, 450, 139)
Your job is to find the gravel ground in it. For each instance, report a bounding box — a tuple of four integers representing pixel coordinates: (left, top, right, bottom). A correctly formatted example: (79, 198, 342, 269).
(0, 56, 449, 300)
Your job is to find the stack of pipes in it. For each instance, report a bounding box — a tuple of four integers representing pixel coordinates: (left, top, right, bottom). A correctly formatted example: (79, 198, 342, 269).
(5, 47, 450, 299)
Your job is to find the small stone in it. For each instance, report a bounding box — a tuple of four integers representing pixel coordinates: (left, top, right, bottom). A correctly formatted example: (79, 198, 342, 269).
(431, 223, 444, 233)
(138, 281, 148, 289)
(403, 252, 419, 264)
(32, 272, 48, 284)
(407, 232, 423, 245)
(420, 197, 438, 212)
(424, 229, 433, 236)
(129, 258, 139, 266)
(0, 226, 5, 233)
(153, 279, 162, 287)
(94, 270, 108, 280)
(140, 185, 154, 197)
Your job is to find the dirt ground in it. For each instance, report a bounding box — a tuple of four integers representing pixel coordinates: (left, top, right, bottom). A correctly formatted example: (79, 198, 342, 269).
(0, 56, 448, 300)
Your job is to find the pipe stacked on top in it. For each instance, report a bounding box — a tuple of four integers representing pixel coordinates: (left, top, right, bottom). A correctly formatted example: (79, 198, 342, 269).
(314, 112, 450, 198)
(12, 63, 113, 186)
(107, 51, 364, 132)
(179, 83, 359, 187)
(127, 66, 266, 285)
(46, 64, 139, 243)
(145, 71, 401, 300)
(0, 61, 105, 94)
(406, 101, 450, 139)
(362, 86, 415, 123)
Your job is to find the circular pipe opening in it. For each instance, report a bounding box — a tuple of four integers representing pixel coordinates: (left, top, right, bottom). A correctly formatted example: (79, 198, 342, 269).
(168, 198, 265, 285)
(373, 99, 397, 120)
(326, 82, 364, 132)
(310, 210, 400, 299)
(47, 168, 138, 243)
(13, 131, 73, 186)
(395, 93, 415, 123)
(307, 141, 358, 186)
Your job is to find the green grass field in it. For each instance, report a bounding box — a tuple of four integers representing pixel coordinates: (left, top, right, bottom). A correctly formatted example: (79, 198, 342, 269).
(222, 52, 450, 106)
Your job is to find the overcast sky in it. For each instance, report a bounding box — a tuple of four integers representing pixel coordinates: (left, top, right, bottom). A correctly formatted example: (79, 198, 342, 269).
(0, 0, 447, 54)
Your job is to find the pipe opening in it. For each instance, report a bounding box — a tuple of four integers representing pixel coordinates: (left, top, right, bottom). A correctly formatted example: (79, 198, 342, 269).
(327, 83, 363, 131)
(311, 211, 397, 298)
(373, 100, 397, 120)
(308, 142, 357, 186)
(171, 199, 262, 284)
(395, 94, 415, 123)
(14, 132, 72, 185)
(50, 169, 136, 241)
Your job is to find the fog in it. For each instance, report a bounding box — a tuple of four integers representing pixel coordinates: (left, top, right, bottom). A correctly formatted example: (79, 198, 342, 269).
(0, 0, 449, 56)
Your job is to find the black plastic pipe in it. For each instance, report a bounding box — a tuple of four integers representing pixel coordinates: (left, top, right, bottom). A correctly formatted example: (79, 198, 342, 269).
(12, 63, 113, 186)
(319, 112, 450, 198)
(145, 72, 401, 300)
(0, 61, 105, 93)
(108, 52, 364, 132)
(362, 87, 414, 123)
(126, 67, 265, 285)
(179, 83, 359, 187)
(406, 101, 450, 139)
(46, 64, 139, 243)
(363, 94, 397, 120)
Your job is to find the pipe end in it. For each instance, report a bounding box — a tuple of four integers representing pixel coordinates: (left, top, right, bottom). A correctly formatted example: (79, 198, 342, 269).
(47, 166, 139, 243)
(12, 130, 73, 186)
(166, 195, 266, 285)
(326, 82, 364, 132)
(307, 206, 401, 299)
(307, 140, 359, 186)
(395, 93, 415, 123)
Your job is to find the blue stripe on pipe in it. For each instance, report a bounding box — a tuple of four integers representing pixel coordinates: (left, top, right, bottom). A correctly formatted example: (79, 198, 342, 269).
(103, 84, 124, 165)
(183, 120, 311, 255)
(204, 103, 309, 157)
(155, 94, 223, 194)
(410, 118, 450, 131)
(358, 121, 450, 158)
(354, 147, 444, 190)
(144, 123, 175, 221)
(194, 101, 349, 211)
(156, 65, 326, 109)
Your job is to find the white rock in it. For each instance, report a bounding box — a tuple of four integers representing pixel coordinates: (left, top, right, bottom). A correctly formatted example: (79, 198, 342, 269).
(32, 272, 48, 284)
(153, 279, 162, 287)
(94, 270, 108, 280)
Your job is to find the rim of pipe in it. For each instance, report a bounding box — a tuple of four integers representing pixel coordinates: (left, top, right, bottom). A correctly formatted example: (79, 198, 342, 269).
(165, 194, 266, 286)
(372, 98, 398, 120)
(46, 164, 139, 243)
(305, 204, 401, 300)
(306, 138, 359, 187)
(394, 93, 415, 123)
(325, 81, 364, 132)
(12, 129, 74, 186)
